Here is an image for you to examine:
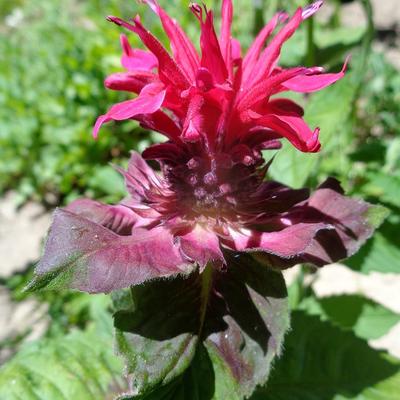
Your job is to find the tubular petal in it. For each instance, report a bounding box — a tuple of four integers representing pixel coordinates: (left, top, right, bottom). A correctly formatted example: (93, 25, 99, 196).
(157, 5, 199, 80)
(120, 34, 158, 71)
(104, 71, 155, 93)
(134, 110, 181, 141)
(236, 67, 305, 112)
(220, 0, 234, 77)
(242, 12, 286, 83)
(282, 58, 348, 93)
(199, 10, 229, 84)
(256, 113, 321, 153)
(108, 16, 190, 89)
(247, 8, 303, 88)
(93, 83, 166, 138)
(266, 98, 305, 117)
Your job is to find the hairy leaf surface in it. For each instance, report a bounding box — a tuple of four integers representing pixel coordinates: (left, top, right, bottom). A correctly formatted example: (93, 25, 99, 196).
(113, 253, 289, 399)
(253, 312, 400, 400)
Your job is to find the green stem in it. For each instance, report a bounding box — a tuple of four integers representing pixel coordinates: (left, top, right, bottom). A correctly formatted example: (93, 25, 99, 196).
(306, 16, 315, 66)
(253, 0, 265, 37)
(331, 0, 341, 28)
(198, 263, 213, 338)
(351, 0, 374, 117)
(355, 0, 374, 89)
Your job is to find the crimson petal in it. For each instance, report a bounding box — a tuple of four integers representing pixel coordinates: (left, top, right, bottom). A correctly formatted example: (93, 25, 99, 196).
(247, 8, 302, 88)
(256, 113, 321, 152)
(120, 34, 158, 71)
(142, 0, 199, 81)
(135, 110, 181, 141)
(104, 71, 155, 93)
(194, 6, 228, 84)
(107, 16, 190, 89)
(242, 12, 286, 84)
(282, 58, 348, 93)
(220, 0, 234, 77)
(93, 83, 165, 138)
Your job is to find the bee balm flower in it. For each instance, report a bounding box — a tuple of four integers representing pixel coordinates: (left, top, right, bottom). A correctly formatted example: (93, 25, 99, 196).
(94, 0, 346, 153)
(30, 1, 384, 294)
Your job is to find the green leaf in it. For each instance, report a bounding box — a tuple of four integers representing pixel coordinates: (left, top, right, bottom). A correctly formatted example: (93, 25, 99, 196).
(113, 253, 289, 399)
(88, 166, 126, 197)
(363, 204, 390, 229)
(287, 268, 306, 310)
(361, 172, 400, 208)
(345, 216, 400, 274)
(252, 312, 400, 400)
(349, 139, 386, 164)
(299, 294, 400, 340)
(315, 26, 364, 67)
(385, 138, 400, 173)
(0, 326, 126, 400)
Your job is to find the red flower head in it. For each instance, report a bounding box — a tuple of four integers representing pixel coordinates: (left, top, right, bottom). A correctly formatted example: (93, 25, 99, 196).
(94, 0, 346, 153)
(30, 1, 384, 294)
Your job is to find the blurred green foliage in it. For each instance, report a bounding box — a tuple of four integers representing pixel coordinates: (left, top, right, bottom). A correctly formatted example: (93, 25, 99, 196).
(0, 293, 127, 399)
(0, 0, 155, 205)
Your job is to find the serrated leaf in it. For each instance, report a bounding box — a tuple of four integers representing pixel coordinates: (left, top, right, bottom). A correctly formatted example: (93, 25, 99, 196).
(113, 253, 289, 399)
(299, 294, 400, 340)
(0, 326, 126, 400)
(252, 312, 400, 400)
